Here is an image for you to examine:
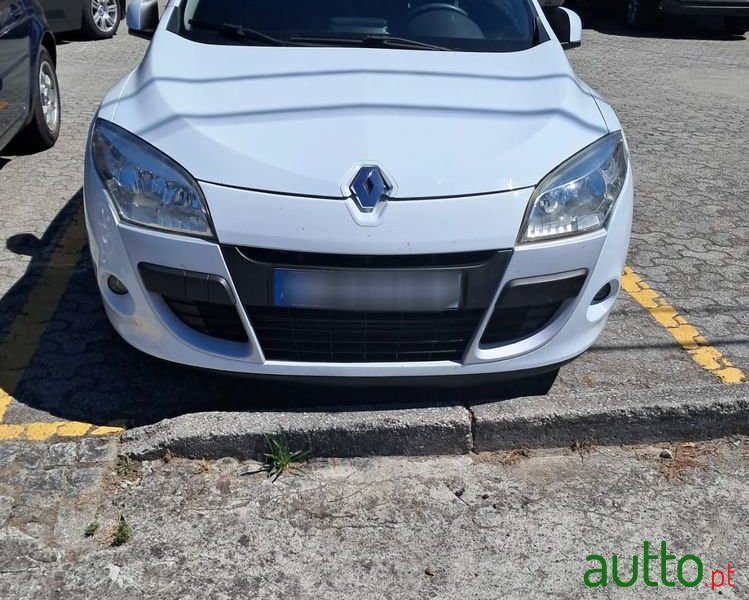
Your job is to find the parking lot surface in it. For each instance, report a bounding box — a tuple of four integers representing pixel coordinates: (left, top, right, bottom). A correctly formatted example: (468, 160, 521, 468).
(0, 8, 748, 599)
(0, 13, 746, 435)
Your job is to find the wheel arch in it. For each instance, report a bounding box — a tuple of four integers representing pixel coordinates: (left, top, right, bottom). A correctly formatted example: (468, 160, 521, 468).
(24, 26, 56, 127)
(40, 32, 57, 66)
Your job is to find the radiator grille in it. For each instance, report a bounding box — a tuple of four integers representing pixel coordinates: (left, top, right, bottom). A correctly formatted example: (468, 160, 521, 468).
(247, 307, 483, 363)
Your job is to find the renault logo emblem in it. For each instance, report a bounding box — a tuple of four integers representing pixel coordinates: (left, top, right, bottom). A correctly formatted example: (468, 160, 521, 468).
(350, 166, 391, 213)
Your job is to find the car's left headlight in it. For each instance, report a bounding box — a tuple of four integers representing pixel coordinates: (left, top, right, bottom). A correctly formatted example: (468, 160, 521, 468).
(91, 119, 214, 238)
(519, 131, 629, 244)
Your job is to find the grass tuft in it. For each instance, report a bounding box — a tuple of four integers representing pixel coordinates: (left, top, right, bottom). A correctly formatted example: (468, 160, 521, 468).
(84, 522, 99, 538)
(115, 455, 140, 478)
(252, 437, 311, 481)
(570, 439, 594, 463)
(111, 515, 132, 547)
(501, 448, 531, 466)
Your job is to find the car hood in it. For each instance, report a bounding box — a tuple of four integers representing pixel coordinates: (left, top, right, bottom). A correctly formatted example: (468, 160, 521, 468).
(105, 31, 608, 198)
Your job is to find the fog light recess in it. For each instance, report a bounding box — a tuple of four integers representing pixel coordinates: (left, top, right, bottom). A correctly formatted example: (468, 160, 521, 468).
(592, 282, 612, 304)
(107, 275, 129, 296)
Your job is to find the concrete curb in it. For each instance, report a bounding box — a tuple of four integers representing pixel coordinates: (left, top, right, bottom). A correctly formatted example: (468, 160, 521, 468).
(122, 404, 472, 460)
(472, 384, 749, 451)
(121, 384, 748, 460)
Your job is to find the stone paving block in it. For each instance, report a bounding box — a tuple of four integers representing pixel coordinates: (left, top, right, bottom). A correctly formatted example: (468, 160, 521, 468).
(44, 442, 78, 467)
(0, 495, 13, 526)
(78, 436, 118, 465)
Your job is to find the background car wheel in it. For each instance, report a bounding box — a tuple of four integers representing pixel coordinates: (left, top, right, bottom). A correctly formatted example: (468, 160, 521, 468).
(625, 0, 657, 29)
(81, 0, 121, 39)
(11, 48, 60, 153)
(724, 16, 749, 35)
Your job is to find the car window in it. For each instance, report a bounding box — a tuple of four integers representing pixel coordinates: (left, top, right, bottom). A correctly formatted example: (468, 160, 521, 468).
(0, 0, 14, 25)
(179, 0, 538, 52)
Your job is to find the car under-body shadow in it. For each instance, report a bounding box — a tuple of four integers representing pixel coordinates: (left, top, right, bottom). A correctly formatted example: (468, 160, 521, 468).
(0, 189, 558, 429)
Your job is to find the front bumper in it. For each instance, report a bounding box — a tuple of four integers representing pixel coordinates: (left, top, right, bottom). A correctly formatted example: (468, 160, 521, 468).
(84, 155, 633, 378)
(660, 0, 749, 16)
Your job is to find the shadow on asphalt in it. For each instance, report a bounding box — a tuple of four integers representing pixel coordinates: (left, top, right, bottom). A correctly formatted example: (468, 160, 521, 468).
(0, 190, 557, 429)
(567, 1, 746, 41)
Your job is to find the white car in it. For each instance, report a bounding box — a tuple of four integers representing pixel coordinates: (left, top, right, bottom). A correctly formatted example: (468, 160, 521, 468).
(84, 0, 633, 381)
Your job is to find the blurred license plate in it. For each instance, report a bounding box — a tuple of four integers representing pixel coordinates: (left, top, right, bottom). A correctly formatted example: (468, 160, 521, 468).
(274, 269, 462, 311)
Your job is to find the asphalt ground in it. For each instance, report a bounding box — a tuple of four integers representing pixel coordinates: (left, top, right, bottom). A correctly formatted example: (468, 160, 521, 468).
(2, 436, 749, 598)
(0, 10, 747, 442)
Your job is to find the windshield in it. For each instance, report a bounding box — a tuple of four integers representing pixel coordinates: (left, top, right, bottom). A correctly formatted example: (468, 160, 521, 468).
(179, 0, 538, 52)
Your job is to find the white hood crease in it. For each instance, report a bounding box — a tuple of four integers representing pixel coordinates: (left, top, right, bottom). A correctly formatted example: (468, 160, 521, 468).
(104, 32, 609, 198)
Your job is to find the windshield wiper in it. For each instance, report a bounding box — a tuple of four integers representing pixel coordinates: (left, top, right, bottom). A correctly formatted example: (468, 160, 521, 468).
(289, 34, 449, 51)
(189, 19, 297, 46)
(532, 16, 542, 46)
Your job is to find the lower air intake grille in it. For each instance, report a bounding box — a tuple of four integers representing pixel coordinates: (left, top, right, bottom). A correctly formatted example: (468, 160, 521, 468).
(480, 269, 588, 346)
(165, 298, 248, 342)
(247, 307, 484, 363)
(480, 303, 561, 345)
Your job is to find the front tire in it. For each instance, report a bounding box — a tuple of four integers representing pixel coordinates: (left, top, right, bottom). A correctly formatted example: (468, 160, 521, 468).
(724, 17, 749, 35)
(626, 0, 657, 29)
(81, 0, 121, 39)
(12, 48, 60, 153)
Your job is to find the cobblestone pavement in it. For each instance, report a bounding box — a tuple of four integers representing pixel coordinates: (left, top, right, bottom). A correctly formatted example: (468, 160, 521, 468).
(567, 11, 749, 371)
(0, 4, 747, 456)
(0, 10, 747, 600)
(0, 12, 746, 431)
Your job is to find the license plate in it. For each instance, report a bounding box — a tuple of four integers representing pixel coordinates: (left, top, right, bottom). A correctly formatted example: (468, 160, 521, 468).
(274, 269, 462, 312)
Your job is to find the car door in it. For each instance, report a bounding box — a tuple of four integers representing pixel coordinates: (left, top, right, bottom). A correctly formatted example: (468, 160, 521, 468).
(38, 0, 80, 33)
(0, 0, 31, 140)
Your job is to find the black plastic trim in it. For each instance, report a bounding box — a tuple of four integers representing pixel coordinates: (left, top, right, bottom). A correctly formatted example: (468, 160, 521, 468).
(235, 247, 499, 269)
(479, 269, 588, 346)
(222, 247, 513, 311)
(496, 269, 588, 310)
(173, 358, 573, 388)
(138, 263, 235, 306)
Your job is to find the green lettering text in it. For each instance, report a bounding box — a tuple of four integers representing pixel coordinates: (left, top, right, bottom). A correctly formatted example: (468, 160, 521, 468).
(643, 541, 659, 587)
(584, 555, 608, 588)
(611, 554, 638, 587)
(677, 555, 703, 587)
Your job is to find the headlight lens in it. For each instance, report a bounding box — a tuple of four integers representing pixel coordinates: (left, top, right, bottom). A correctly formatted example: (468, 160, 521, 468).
(91, 119, 214, 238)
(519, 131, 628, 244)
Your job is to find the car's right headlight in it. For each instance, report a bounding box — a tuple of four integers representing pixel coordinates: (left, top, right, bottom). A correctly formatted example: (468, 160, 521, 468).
(519, 131, 629, 244)
(91, 118, 214, 238)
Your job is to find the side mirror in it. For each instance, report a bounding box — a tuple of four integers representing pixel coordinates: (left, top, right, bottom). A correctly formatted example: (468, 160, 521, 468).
(127, 0, 160, 40)
(544, 7, 582, 49)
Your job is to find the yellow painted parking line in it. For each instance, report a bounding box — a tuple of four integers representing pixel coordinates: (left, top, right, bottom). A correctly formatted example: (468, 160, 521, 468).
(0, 204, 123, 441)
(91, 425, 126, 436)
(0, 205, 88, 395)
(0, 424, 24, 441)
(0, 390, 11, 422)
(0, 202, 743, 442)
(621, 267, 745, 385)
(0, 421, 117, 441)
(0, 421, 123, 442)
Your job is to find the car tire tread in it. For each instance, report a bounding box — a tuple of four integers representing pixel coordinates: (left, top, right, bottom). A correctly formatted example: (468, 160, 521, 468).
(10, 48, 60, 153)
(80, 0, 121, 40)
(625, 0, 658, 29)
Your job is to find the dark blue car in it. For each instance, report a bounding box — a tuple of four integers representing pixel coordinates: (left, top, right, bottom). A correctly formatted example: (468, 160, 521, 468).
(0, 0, 60, 153)
(39, 0, 124, 40)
